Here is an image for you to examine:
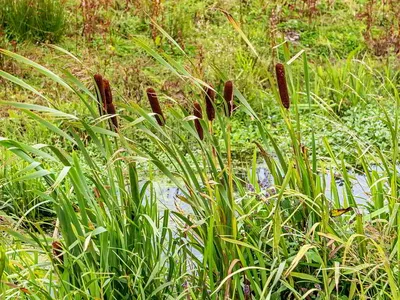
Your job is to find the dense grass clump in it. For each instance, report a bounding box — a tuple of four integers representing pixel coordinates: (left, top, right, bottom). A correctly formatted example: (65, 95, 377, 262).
(0, 0, 65, 42)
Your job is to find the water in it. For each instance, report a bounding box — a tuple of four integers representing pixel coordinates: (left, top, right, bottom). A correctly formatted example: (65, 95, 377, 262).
(153, 163, 400, 214)
(153, 164, 383, 212)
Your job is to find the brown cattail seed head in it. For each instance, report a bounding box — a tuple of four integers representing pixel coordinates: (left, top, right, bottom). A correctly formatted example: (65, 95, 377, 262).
(205, 85, 215, 121)
(223, 81, 234, 117)
(52, 241, 63, 264)
(100, 79, 118, 131)
(146, 88, 165, 126)
(193, 102, 203, 140)
(275, 63, 290, 109)
(94, 74, 106, 114)
(106, 103, 119, 130)
(103, 79, 113, 105)
(94, 74, 106, 104)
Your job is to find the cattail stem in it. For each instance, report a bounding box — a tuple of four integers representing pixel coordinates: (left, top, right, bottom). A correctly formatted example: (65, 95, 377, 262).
(224, 81, 234, 117)
(275, 63, 290, 109)
(146, 88, 165, 126)
(193, 102, 203, 140)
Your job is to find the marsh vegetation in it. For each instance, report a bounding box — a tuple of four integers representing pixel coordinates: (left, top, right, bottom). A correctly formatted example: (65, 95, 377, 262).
(0, 0, 400, 299)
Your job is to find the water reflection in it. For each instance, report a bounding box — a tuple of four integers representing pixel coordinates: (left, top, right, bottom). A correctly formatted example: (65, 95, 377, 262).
(154, 164, 400, 211)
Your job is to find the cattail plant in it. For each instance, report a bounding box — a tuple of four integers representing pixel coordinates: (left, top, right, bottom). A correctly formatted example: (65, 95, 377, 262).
(205, 85, 215, 121)
(146, 88, 165, 126)
(223, 81, 234, 117)
(193, 102, 203, 140)
(275, 63, 290, 109)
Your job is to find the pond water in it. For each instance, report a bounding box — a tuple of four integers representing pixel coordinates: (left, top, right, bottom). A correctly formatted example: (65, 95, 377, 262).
(153, 165, 380, 213)
(153, 163, 400, 214)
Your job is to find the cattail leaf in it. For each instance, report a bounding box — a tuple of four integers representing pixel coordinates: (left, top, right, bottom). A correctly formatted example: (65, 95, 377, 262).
(0, 137, 58, 163)
(210, 266, 269, 296)
(0, 70, 48, 102)
(272, 261, 286, 288)
(132, 37, 182, 78)
(317, 232, 345, 244)
(221, 237, 267, 255)
(221, 10, 259, 58)
(183, 115, 198, 121)
(287, 49, 305, 65)
(0, 101, 78, 120)
(47, 44, 82, 63)
(1, 227, 39, 246)
(148, 281, 175, 298)
(0, 246, 5, 280)
(150, 20, 187, 56)
(128, 116, 147, 126)
(12, 162, 42, 178)
(60, 69, 96, 102)
(21, 109, 77, 145)
(0, 49, 74, 92)
(50, 166, 71, 191)
(291, 272, 321, 284)
(90, 126, 119, 137)
(11, 169, 52, 182)
(139, 214, 159, 236)
(284, 244, 316, 277)
(83, 235, 92, 252)
(232, 88, 257, 119)
(59, 69, 98, 118)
